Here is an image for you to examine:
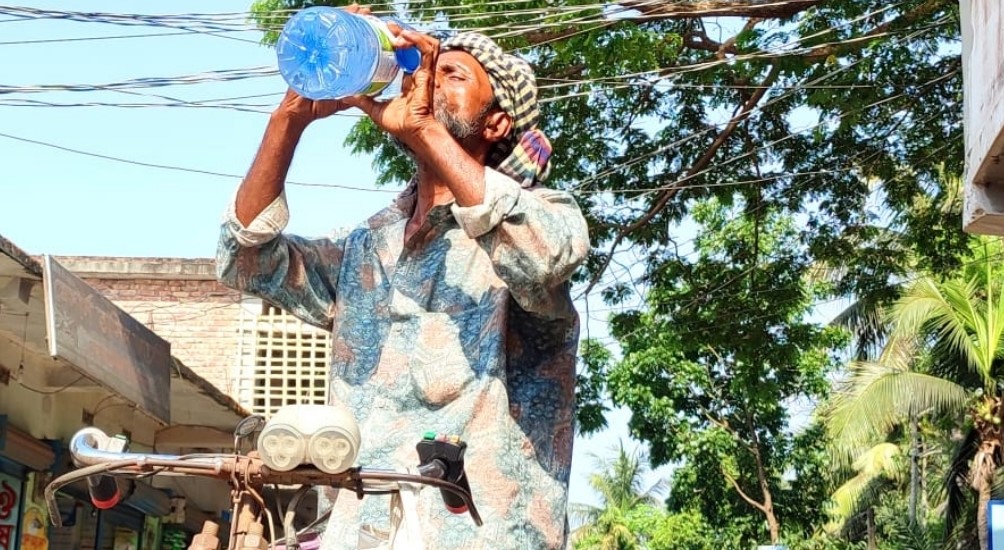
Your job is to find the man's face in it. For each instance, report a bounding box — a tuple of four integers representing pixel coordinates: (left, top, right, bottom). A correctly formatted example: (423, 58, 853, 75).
(433, 50, 498, 142)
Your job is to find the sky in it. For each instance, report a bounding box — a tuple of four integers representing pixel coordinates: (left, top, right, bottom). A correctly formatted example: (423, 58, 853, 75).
(0, 0, 667, 510)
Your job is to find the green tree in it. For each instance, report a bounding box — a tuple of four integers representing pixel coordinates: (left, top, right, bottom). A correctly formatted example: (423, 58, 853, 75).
(892, 243, 1004, 550)
(822, 336, 963, 538)
(827, 442, 904, 539)
(599, 198, 843, 545)
(814, 168, 966, 547)
(632, 507, 718, 550)
(571, 442, 667, 550)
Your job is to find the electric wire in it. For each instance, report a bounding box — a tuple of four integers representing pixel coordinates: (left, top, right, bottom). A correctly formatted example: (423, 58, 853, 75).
(576, 119, 959, 322)
(0, 28, 261, 46)
(8, 141, 953, 343)
(0, 0, 907, 56)
(1, 1, 955, 293)
(572, 36, 955, 202)
(603, 244, 1004, 347)
(0, 131, 396, 193)
(542, 4, 940, 190)
(540, 14, 941, 99)
(0, 61, 954, 199)
(0, 1, 925, 111)
(0, 66, 279, 95)
(532, 1, 910, 91)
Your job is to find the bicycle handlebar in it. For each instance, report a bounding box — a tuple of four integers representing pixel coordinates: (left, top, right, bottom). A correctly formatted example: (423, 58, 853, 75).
(45, 427, 483, 530)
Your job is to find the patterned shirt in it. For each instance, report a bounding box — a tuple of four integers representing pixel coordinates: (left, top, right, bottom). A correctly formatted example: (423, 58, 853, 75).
(217, 168, 589, 549)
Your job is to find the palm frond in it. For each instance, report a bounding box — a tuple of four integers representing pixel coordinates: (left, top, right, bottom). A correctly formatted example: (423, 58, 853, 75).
(876, 333, 919, 371)
(893, 258, 1004, 394)
(988, 274, 1004, 368)
(928, 340, 982, 388)
(874, 506, 939, 550)
(568, 502, 603, 528)
(831, 296, 889, 361)
(853, 441, 905, 479)
(826, 442, 904, 533)
(892, 279, 983, 370)
(942, 278, 996, 385)
(825, 364, 968, 460)
(587, 441, 666, 509)
(573, 440, 665, 548)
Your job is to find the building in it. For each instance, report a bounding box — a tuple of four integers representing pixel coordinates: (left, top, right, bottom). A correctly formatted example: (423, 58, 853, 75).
(962, 1, 1004, 234)
(56, 256, 334, 418)
(0, 235, 248, 550)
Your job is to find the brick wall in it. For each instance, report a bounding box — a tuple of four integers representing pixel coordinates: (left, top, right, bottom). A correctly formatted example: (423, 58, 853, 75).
(84, 278, 246, 396)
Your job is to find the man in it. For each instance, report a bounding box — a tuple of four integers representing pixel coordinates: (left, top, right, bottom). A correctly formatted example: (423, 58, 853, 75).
(217, 17, 589, 549)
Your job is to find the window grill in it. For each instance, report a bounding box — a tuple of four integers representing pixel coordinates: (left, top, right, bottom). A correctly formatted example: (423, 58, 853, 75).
(236, 303, 331, 416)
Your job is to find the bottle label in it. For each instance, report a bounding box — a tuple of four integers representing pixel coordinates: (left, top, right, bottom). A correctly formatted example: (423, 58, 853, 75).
(359, 16, 401, 96)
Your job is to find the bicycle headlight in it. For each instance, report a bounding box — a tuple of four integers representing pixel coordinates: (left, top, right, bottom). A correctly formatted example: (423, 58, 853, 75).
(256, 404, 360, 473)
(258, 426, 306, 471)
(308, 428, 357, 474)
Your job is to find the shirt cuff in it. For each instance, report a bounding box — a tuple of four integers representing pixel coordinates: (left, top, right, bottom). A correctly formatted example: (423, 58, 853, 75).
(224, 190, 290, 247)
(451, 168, 521, 239)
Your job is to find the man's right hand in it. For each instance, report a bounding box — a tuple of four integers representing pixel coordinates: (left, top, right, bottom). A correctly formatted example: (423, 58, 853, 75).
(272, 88, 350, 130)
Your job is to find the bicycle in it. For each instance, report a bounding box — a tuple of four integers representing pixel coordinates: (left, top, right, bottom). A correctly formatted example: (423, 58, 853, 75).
(44, 404, 482, 550)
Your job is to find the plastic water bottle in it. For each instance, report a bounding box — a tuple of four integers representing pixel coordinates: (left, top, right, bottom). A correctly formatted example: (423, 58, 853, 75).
(276, 7, 421, 100)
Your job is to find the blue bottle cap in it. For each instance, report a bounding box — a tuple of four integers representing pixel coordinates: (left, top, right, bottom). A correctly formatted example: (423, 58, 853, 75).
(386, 18, 422, 74)
(395, 47, 422, 74)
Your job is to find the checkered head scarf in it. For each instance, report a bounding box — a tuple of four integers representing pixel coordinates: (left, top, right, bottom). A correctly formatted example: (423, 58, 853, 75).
(441, 32, 552, 188)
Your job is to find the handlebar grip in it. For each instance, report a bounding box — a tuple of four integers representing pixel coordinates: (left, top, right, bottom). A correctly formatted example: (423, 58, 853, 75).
(442, 469, 470, 514)
(87, 475, 121, 510)
(416, 433, 470, 515)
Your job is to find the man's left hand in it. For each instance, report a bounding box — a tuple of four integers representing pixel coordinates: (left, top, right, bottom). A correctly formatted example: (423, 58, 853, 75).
(342, 27, 441, 148)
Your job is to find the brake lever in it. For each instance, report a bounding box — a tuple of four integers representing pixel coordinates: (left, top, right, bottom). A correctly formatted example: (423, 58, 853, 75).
(416, 433, 474, 515)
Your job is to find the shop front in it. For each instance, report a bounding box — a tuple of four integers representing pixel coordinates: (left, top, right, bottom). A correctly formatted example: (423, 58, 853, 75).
(0, 233, 248, 549)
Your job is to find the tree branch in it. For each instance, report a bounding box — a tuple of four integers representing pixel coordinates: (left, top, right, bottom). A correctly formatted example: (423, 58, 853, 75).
(799, 0, 947, 61)
(697, 404, 733, 433)
(683, 30, 736, 55)
(617, 0, 823, 20)
(523, 0, 814, 46)
(722, 468, 769, 514)
(573, 1, 948, 297)
(717, 18, 760, 59)
(582, 64, 781, 296)
(524, 27, 592, 46)
(745, 410, 774, 506)
(542, 63, 588, 81)
(743, 408, 780, 542)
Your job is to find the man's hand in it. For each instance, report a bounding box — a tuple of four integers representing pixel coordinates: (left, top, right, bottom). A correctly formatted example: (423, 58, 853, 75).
(342, 28, 442, 148)
(272, 88, 351, 130)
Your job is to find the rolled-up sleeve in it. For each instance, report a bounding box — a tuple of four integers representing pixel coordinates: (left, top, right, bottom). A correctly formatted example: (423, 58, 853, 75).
(451, 168, 589, 318)
(217, 192, 345, 329)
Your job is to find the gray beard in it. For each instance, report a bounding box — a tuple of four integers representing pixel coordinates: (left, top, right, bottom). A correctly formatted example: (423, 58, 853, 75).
(434, 95, 481, 140)
(392, 97, 489, 160)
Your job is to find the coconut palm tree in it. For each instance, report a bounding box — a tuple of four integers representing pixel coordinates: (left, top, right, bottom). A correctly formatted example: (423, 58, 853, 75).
(823, 336, 966, 540)
(824, 238, 1004, 549)
(570, 441, 668, 550)
(890, 241, 1004, 550)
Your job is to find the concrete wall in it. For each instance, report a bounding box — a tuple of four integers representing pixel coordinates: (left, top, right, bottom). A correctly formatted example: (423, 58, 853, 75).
(83, 277, 247, 396)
